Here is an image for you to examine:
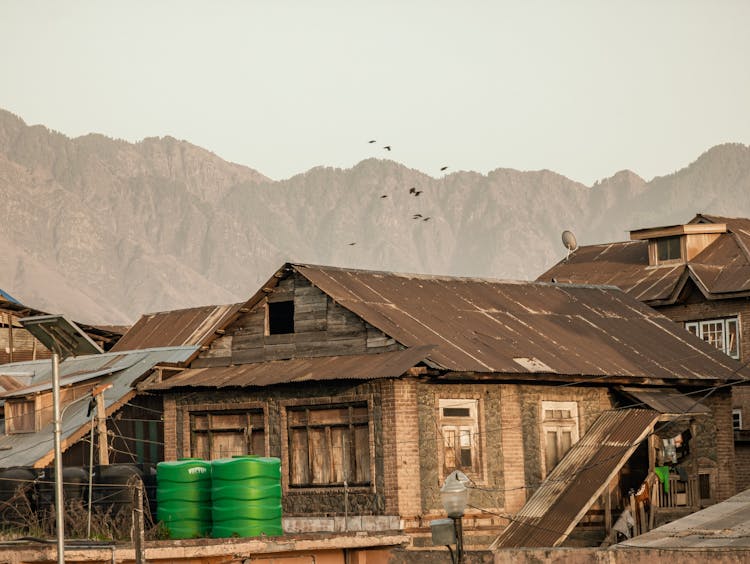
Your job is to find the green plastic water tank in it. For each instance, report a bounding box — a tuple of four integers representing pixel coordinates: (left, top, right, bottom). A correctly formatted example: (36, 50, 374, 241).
(211, 456, 282, 538)
(156, 458, 212, 539)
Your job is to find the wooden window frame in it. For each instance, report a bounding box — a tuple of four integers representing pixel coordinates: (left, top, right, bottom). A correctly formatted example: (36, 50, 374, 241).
(182, 401, 267, 460)
(5, 398, 37, 434)
(281, 396, 375, 493)
(540, 400, 579, 478)
(685, 316, 740, 359)
(733, 408, 743, 431)
(437, 397, 483, 482)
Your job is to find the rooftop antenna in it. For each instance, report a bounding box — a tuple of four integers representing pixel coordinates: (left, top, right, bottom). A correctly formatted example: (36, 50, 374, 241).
(562, 230, 578, 261)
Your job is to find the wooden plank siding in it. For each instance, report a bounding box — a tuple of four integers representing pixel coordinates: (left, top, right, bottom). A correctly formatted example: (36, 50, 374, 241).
(193, 272, 399, 368)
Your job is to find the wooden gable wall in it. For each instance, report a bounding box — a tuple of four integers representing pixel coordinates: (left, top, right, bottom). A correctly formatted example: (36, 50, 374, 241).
(193, 272, 400, 368)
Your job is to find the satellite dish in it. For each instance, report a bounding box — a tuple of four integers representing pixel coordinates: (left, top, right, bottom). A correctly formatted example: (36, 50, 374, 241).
(562, 230, 578, 260)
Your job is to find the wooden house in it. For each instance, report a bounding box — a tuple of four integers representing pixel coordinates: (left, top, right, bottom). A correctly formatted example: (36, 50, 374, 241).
(142, 263, 745, 548)
(539, 213, 750, 493)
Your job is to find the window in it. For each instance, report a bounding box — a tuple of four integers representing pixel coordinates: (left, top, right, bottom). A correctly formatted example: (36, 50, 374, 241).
(5, 399, 36, 434)
(541, 401, 579, 476)
(286, 402, 371, 488)
(685, 317, 739, 359)
(733, 409, 743, 431)
(268, 300, 294, 334)
(439, 399, 480, 476)
(190, 409, 265, 460)
(656, 236, 682, 262)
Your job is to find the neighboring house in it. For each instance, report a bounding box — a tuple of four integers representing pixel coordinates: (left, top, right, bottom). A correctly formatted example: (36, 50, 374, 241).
(141, 263, 745, 548)
(0, 346, 196, 468)
(538, 213, 750, 492)
(0, 295, 123, 364)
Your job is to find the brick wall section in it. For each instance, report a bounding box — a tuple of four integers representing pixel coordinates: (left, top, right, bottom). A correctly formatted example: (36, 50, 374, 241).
(500, 384, 526, 513)
(163, 394, 177, 461)
(736, 442, 750, 492)
(705, 390, 736, 501)
(382, 379, 422, 519)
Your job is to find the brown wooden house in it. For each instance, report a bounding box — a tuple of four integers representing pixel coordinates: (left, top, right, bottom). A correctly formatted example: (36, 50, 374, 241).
(142, 263, 746, 548)
(539, 213, 750, 493)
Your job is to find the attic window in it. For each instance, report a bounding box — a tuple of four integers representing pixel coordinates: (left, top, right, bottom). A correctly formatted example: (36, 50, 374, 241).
(656, 236, 682, 262)
(268, 301, 294, 334)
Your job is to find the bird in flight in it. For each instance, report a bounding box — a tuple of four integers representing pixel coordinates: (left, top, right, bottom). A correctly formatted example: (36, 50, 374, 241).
(409, 187, 417, 194)
(440, 166, 449, 171)
(368, 140, 376, 144)
(380, 194, 388, 199)
(412, 213, 423, 219)
(348, 242, 357, 246)
(383, 145, 391, 151)
(413, 190, 422, 196)
(423, 217, 431, 222)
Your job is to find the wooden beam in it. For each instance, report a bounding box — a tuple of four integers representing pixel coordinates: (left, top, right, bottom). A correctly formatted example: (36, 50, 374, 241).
(96, 391, 110, 465)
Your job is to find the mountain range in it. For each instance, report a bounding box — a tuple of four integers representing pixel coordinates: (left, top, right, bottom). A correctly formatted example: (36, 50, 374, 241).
(1, 108, 749, 325)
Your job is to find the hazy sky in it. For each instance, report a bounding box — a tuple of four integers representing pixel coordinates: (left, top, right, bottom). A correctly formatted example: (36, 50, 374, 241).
(2, 1, 749, 184)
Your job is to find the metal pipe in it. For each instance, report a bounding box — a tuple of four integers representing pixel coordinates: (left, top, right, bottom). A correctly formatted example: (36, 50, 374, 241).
(87, 413, 95, 539)
(52, 352, 65, 564)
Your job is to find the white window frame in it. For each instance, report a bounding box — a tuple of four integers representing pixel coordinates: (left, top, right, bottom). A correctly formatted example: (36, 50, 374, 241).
(733, 408, 743, 431)
(438, 398, 481, 479)
(685, 317, 740, 359)
(540, 401, 579, 478)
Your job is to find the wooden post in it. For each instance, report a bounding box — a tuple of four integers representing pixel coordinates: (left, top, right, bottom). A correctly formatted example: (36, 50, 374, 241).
(132, 479, 145, 564)
(604, 483, 612, 538)
(95, 390, 109, 466)
(690, 421, 699, 509)
(649, 476, 658, 531)
(7, 313, 13, 363)
(629, 492, 638, 536)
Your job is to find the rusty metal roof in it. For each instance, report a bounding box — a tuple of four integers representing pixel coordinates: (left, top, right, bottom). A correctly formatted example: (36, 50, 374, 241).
(147, 345, 435, 390)
(292, 264, 746, 382)
(111, 303, 243, 352)
(618, 386, 710, 415)
(539, 214, 750, 303)
(492, 409, 660, 549)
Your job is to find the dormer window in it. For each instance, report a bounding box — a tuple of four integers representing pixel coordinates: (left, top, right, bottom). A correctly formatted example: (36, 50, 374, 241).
(656, 236, 682, 262)
(268, 300, 294, 335)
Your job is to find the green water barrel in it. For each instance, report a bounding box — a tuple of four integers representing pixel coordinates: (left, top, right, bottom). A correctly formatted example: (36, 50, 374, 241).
(156, 458, 212, 539)
(211, 456, 282, 538)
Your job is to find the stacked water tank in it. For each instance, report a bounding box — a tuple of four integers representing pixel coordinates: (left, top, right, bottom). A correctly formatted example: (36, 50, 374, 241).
(211, 456, 282, 538)
(156, 458, 212, 539)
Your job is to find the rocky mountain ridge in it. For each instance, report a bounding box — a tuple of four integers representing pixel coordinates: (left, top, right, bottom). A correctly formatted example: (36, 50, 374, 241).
(1, 108, 749, 324)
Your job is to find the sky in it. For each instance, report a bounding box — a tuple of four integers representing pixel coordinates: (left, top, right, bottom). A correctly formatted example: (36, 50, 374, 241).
(2, 1, 749, 185)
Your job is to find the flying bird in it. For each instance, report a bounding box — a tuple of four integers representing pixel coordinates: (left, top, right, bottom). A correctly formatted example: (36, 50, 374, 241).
(409, 187, 417, 194)
(368, 140, 376, 143)
(413, 190, 422, 196)
(348, 242, 357, 246)
(380, 194, 388, 199)
(423, 217, 431, 222)
(412, 214, 423, 219)
(440, 166, 449, 171)
(383, 145, 391, 151)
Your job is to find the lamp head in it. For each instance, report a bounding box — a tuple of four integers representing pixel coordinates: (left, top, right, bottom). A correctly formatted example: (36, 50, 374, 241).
(440, 470, 469, 518)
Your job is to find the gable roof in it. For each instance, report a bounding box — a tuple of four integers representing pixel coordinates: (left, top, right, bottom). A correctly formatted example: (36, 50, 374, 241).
(0, 346, 197, 467)
(111, 304, 244, 353)
(284, 264, 746, 383)
(538, 214, 750, 304)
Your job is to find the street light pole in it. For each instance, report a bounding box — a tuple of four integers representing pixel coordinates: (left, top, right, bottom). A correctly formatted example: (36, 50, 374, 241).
(51, 352, 64, 564)
(440, 470, 470, 564)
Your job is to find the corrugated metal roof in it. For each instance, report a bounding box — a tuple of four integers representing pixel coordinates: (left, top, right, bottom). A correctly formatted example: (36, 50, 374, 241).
(0, 346, 197, 468)
(148, 346, 435, 390)
(615, 488, 750, 549)
(293, 264, 747, 382)
(539, 214, 750, 303)
(111, 303, 243, 352)
(619, 387, 710, 414)
(492, 409, 660, 548)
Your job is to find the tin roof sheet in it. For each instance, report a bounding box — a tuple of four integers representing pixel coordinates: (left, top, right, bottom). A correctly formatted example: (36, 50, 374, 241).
(148, 345, 435, 390)
(111, 303, 243, 352)
(0, 346, 197, 468)
(293, 265, 746, 381)
(539, 214, 750, 303)
(615, 488, 750, 549)
(618, 387, 710, 414)
(492, 409, 660, 548)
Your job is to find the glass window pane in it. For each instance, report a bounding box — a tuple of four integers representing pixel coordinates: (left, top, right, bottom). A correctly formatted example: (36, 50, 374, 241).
(727, 318, 739, 358)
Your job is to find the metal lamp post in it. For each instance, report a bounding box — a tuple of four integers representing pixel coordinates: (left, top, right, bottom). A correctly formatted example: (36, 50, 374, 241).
(440, 470, 469, 564)
(19, 315, 103, 564)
